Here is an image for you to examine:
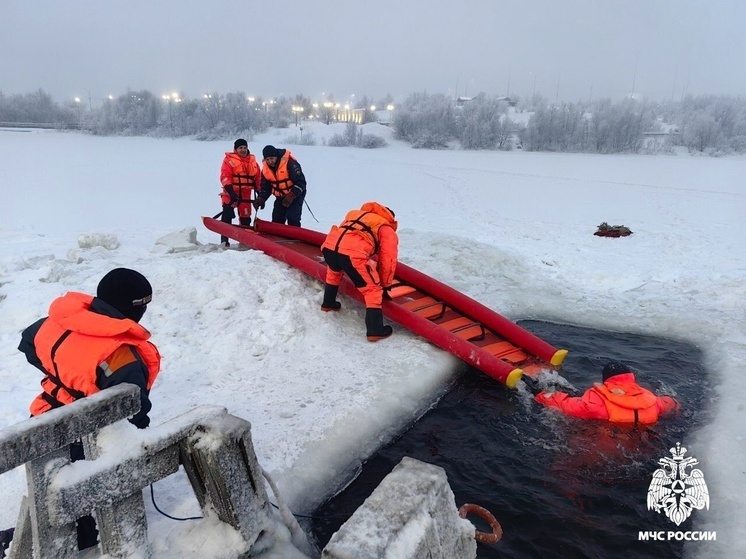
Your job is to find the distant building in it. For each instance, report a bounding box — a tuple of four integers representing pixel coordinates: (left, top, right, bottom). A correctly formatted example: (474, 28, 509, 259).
(456, 96, 516, 107)
(496, 96, 517, 107)
(335, 107, 365, 124)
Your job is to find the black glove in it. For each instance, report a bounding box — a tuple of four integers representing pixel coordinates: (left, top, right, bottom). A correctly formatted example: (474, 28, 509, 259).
(253, 197, 266, 210)
(226, 187, 239, 205)
(522, 375, 542, 396)
(0, 528, 15, 553)
(281, 192, 296, 207)
(383, 286, 393, 300)
(130, 414, 150, 429)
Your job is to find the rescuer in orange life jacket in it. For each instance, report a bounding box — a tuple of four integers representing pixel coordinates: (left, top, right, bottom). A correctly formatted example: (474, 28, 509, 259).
(531, 361, 679, 426)
(16, 267, 161, 550)
(219, 138, 262, 246)
(320, 202, 398, 341)
(253, 145, 307, 227)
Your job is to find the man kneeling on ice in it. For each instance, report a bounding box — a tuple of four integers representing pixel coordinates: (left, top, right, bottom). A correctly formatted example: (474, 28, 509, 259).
(532, 361, 679, 426)
(320, 202, 398, 341)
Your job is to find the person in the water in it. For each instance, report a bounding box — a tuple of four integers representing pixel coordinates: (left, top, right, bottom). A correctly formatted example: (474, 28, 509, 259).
(532, 361, 679, 426)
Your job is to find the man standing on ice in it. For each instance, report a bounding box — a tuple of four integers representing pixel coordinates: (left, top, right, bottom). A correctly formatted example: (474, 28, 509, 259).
(253, 145, 307, 227)
(219, 138, 262, 247)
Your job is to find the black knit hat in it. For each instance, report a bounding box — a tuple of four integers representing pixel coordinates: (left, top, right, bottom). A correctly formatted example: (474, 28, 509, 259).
(234, 138, 248, 150)
(602, 361, 630, 381)
(97, 268, 152, 322)
(262, 145, 279, 159)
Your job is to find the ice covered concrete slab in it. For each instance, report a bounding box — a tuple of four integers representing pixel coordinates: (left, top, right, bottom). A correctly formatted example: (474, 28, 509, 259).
(322, 457, 476, 559)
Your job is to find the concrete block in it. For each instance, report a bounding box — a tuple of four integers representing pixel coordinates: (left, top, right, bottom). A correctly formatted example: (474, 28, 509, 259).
(180, 414, 275, 557)
(7, 496, 31, 559)
(97, 492, 151, 559)
(322, 457, 476, 559)
(26, 448, 78, 559)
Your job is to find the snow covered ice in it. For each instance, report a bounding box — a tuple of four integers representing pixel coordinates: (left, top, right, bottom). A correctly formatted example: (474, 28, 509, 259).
(0, 122, 744, 558)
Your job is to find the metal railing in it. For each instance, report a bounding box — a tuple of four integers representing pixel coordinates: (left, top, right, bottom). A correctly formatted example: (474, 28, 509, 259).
(0, 122, 81, 130)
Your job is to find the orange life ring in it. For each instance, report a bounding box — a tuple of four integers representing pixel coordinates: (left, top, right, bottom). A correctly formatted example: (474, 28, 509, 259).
(458, 503, 503, 544)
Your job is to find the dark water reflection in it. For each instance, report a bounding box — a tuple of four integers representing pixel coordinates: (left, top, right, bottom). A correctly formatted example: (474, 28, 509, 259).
(311, 321, 714, 558)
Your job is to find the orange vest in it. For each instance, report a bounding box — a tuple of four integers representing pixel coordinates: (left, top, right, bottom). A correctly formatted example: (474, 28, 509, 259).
(590, 381, 660, 425)
(262, 151, 295, 197)
(223, 152, 259, 192)
(324, 204, 396, 255)
(30, 292, 161, 416)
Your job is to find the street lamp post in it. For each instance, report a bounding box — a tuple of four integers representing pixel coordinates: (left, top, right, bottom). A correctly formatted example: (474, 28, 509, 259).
(292, 106, 304, 126)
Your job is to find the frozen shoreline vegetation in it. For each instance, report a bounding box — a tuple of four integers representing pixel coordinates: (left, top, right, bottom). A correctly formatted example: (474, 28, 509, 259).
(2, 88, 745, 155)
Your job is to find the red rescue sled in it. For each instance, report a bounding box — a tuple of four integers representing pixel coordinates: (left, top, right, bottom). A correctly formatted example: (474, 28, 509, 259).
(203, 217, 567, 387)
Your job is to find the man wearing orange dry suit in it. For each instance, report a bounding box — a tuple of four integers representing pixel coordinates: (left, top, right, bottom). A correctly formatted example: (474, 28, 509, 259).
(219, 138, 262, 246)
(533, 361, 679, 426)
(253, 145, 307, 227)
(17, 267, 160, 550)
(320, 202, 398, 341)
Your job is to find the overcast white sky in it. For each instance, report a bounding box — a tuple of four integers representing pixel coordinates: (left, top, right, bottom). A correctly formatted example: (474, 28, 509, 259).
(2, 0, 745, 105)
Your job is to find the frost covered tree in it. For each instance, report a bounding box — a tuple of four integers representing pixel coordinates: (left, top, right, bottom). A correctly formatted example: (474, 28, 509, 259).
(522, 98, 653, 154)
(672, 95, 746, 153)
(457, 95, 513, 150)
(328, 120, 360, 146)
(94, 90, 162, 135)
(522, 103, 582, 152)
(589, 99, 651, 153)
(681, 111, 723, 153)
(0, 89, 74, 125)
(327, 120, 386, 148)
(394, 92, 457, 149)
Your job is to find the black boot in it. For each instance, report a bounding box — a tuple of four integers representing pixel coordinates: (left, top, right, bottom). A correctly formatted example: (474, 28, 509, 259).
(76, 515, 98, 550)
(321, 284, 341, 312)
(0, 528, 14, 558)
(220, 204, 235, 247)
(365, 308, 393, 341)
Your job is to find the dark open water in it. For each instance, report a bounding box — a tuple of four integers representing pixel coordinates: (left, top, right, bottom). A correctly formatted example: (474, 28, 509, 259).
(311, 321, 714, 558)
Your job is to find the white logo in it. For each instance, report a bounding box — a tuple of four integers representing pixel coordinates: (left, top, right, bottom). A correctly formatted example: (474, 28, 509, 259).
(647, 443, 709, 526)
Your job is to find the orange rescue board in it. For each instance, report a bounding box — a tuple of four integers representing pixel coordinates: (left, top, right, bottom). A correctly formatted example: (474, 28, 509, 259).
(202, 217, 568, 387)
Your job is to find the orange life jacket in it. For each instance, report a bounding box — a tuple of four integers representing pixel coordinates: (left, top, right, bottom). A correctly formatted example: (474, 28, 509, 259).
(29, 292, 161, 416)
(262, 151, 296, 197)
(223, 152, 260, 192)
(590, 380, 660, 425)
(323, 202, 398, 256)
